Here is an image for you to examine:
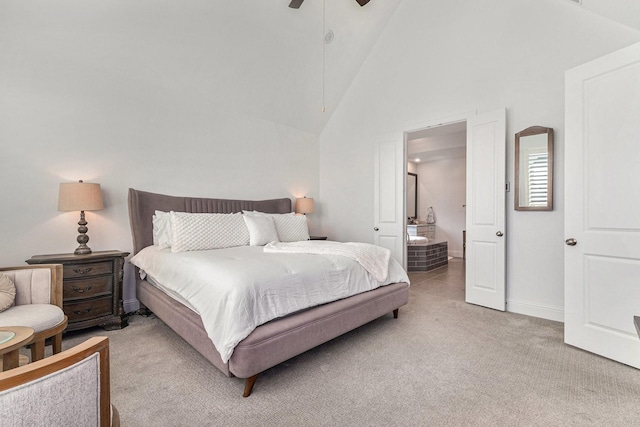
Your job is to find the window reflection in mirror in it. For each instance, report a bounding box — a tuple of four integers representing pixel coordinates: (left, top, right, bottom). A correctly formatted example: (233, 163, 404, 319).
(407, 172, 417, 220)
(515, 126, 553, 211)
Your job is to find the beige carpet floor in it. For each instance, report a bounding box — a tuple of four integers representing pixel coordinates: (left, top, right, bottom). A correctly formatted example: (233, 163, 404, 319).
(54, 259, 640, 426)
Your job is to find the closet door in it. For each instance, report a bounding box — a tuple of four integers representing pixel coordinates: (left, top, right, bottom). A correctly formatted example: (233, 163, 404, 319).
(565, 42, 640, 368)
(465, 108, 506, 311)
(373, 139, 405, 265)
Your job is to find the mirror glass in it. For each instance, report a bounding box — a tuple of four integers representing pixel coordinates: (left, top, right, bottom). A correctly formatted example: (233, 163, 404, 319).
(515, 126, 553, 211)
(407, 172, 417, 219)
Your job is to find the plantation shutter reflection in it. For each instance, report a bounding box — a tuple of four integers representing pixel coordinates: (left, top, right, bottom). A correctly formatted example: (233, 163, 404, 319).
(527, 151, 548, 206)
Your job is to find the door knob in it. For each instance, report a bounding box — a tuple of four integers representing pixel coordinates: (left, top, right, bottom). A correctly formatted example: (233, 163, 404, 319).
(496, 231, 503, 237)
(374, 227, 379, 231)
(565, 238, 577, 246)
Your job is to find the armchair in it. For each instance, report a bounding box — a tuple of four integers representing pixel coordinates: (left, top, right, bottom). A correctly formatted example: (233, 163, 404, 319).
(0, 265, 68, 365)
(0, 336, 119, 426)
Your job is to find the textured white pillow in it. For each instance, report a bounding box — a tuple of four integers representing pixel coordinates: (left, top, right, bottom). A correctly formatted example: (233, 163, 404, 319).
(272, 215, 310, 242)
(0, 273, 16, 312)
(152, 211, 172, 249)
(243, 215, 279, 246)
(170, 212, 249, 252)
(242, 210, 309, 242)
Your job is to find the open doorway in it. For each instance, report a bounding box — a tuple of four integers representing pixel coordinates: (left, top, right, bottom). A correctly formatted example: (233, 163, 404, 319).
(398, 109, 506, 310)
(405, 121, 467, 272)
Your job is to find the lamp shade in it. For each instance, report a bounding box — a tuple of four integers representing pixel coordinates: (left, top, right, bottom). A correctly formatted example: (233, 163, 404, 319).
(295, 197, 314, 214)
(58, 181, 104, 212)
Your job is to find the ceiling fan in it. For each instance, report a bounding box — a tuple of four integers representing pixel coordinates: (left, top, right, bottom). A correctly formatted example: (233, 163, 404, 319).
(289, 0, 370, 9)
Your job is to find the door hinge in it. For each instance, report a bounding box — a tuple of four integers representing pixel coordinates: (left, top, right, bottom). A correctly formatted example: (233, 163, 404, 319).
(505, 181, 510, 192)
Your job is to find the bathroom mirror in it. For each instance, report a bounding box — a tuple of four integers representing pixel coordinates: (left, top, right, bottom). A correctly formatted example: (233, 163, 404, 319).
(407, 172, 417, 219)
(515, 126, 554, 211)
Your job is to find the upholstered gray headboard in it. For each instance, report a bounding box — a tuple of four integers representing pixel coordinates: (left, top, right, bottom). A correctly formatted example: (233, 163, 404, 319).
(127, 188, 292, 255)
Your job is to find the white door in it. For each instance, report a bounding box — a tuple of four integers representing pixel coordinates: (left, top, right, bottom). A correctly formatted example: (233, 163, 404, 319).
(565, 42, 640, 368)
(465, 109, 507, 311)
(374, 140, 405, 265)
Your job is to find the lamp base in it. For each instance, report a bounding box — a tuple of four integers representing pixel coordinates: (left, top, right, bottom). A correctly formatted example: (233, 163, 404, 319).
(74, 210, 92, 255)
(74, 245, 92, 255)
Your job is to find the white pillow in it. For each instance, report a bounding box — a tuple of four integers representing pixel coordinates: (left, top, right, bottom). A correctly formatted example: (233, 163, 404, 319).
(242, 210, 309, 242)
(272, 215, 310, 242)
(170, 212, 249, 252)
(243, 215, 279, 246)
(152, 211, 172, 249)
(0, 273, 16, 312)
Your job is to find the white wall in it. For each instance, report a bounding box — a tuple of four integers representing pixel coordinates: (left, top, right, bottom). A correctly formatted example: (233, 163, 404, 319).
(319, 0, 640, 321)
(0, 2, 320, 311)
(415, 158, 466, 258)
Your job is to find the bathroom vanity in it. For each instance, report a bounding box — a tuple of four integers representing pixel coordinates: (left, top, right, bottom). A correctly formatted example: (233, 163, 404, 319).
(407, 223, 436, 241)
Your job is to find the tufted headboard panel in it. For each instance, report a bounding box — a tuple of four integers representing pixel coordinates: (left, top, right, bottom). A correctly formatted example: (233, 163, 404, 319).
(127, 188, 292, 255)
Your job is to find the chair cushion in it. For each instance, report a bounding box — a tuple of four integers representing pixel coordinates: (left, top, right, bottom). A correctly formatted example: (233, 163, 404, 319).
(0, 304, 65, 332)
(0, 273, 16, 312)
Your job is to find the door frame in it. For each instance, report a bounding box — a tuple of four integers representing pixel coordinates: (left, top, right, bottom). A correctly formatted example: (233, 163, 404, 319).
(402, 109, 506, 312)
(402, 111, 473, 270)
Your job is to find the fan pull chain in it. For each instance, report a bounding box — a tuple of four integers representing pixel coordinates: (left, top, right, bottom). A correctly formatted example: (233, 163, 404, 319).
(322, 0, 326, 112)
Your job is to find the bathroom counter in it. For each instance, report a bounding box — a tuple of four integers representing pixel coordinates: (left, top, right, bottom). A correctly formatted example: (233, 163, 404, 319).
(407, 224, 436, 241)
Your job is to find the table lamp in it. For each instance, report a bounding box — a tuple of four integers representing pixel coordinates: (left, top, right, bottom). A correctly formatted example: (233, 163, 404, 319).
(295, 197, 314, 215)
(58, 180, 104, 255)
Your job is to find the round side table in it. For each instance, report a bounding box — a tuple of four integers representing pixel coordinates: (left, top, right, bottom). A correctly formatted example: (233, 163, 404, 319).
(0, 326, 34, 371)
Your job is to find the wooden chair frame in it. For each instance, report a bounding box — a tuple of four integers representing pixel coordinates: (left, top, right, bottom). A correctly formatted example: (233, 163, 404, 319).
(0, 336, 117, 426)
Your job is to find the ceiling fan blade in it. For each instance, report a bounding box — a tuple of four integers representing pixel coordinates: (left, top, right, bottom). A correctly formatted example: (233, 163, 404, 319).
(355, 0, 370, 6)
(289, 0, 304, 8)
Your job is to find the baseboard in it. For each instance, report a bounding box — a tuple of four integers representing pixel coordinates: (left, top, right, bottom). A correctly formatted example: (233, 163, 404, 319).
(124, 298, 141, 314)
(448, 250, 463, 258)
(507, 298, 564, 323)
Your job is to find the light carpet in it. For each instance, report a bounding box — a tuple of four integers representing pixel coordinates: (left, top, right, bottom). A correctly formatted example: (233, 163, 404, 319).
(55, 259, 640, 426)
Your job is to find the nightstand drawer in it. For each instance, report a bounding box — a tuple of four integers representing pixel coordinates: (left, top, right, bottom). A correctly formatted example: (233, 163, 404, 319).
(65, 297, 113, 323)
(63, 276, 112, 301)
(63, 261, 113, 279)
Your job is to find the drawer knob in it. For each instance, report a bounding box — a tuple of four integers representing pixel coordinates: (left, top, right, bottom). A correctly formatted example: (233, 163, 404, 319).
(73, 308, 93, 315)
(72, 286, 93, 293)
(73, 267, 93, 275)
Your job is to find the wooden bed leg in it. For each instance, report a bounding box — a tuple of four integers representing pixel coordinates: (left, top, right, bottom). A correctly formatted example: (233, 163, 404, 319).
(393, 308, 399, 319)
(243, 374, 259, 398)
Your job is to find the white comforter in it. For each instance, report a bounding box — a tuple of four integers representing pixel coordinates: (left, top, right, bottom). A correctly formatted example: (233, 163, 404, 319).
(264, 241, 391, 282)
(130, 244, 410, 363)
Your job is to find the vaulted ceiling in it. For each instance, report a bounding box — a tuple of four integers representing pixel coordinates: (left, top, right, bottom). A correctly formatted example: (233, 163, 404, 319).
(271, 0, 640, 135)
(211, 0, 404, 134)
(580, 0, 640, 32)
(2, 0, 636, 138)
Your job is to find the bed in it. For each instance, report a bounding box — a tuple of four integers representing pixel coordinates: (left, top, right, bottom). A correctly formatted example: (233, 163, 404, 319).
(127, 188, 410, 397)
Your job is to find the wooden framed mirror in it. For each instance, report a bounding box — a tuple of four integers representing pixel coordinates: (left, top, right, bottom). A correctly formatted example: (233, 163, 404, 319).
(515, 126, 554, 211)
(407, 172, 417, 220)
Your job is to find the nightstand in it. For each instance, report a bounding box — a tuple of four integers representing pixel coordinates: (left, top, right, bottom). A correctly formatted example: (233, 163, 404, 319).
(26, 250, 129, 331)
(309, 236, 327, 240)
